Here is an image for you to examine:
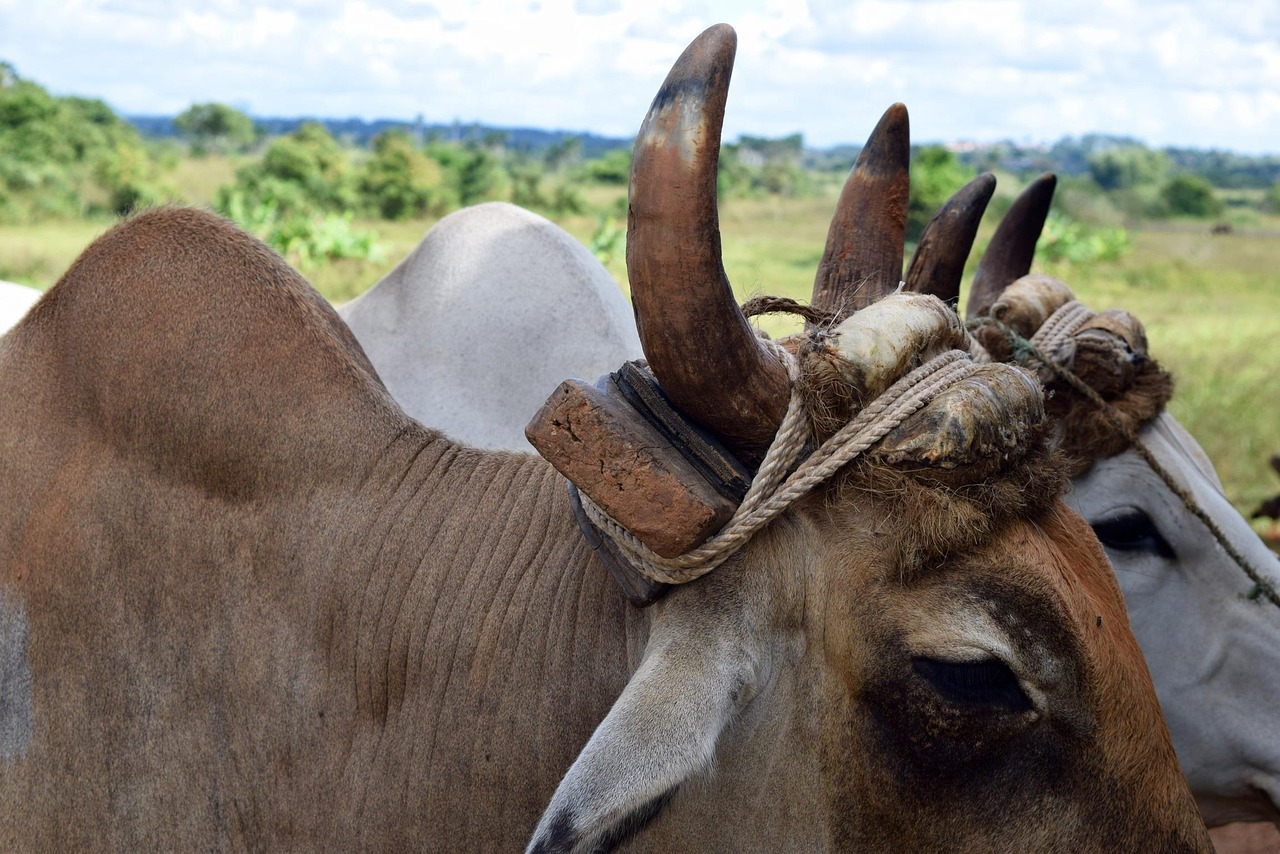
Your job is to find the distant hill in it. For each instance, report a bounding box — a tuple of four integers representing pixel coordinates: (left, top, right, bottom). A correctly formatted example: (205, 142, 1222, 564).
(125, 114, 1280, 190)
(126, 114, 632, 159)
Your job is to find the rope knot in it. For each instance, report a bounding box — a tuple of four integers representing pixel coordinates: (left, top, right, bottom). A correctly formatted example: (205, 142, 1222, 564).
(969, 300, 1279, 610)
(581, 343, 980, 586)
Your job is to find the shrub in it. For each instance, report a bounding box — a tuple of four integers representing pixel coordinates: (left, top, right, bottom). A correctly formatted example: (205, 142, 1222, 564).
(1036, 212, 1131, 266)
(582, 149, 631, 185)
(1160, 174, 1223, 218)
(589, 216, 624, 266)
(908, 146, 973, 242)
(0, 64, 163, 221)
(174, 103, 256, 154)
(216, 121, 357, 219)
(219, 189, 382, 268)
(1265, 181, 1280, 213)
(1088, 146, 1169, 191)
(428, 142, 508, 206)
(359, 130, 449, 220)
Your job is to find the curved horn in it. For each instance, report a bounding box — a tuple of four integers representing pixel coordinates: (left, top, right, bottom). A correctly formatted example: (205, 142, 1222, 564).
(967, 172, 1056, 318)
(627, 24, 789, 465)
(810, 103, 911, 324)
(903, 173, 997, 307)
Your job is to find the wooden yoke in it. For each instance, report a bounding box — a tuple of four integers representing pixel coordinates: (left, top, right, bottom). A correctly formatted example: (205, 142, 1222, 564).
(526, 364, 753, 604)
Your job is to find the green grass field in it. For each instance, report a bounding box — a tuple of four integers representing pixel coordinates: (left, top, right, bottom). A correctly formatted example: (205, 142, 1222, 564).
(2, 187, 1276, 533)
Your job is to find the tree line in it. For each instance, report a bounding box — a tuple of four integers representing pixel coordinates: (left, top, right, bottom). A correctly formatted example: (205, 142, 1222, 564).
(5, 60, 1279, 268)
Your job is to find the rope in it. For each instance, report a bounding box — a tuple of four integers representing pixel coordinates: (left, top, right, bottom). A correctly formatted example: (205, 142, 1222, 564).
(581, 346, 979, 586)
(970, 308, 1280, 608)
(739, 295, 842, 327)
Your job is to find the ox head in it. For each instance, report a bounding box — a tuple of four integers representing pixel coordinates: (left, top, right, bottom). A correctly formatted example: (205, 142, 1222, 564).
(527, 25, 1210, 853)
(907, 173, 1280, 826)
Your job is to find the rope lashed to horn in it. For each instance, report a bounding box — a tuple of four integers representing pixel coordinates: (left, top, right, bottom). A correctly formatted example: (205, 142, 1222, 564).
(537, 25, 1048, 597)
(580, 339, 983, 586)
(951, 177, 1279, 608)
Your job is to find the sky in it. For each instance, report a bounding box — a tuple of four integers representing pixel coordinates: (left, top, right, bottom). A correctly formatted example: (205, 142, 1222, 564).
(2, 0, 1278, 154)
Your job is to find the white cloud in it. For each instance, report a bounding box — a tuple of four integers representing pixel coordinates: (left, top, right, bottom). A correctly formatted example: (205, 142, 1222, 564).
(0, 0, 1276, 152)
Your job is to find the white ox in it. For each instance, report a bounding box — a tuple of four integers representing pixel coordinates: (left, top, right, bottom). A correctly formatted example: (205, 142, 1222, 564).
(337, 203, 641, 449)
(0, 280, 41, 336)
(340, 195, 1280, 837)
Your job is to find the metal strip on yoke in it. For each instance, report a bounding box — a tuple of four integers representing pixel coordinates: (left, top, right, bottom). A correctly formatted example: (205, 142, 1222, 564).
(612, 361, 753, 503)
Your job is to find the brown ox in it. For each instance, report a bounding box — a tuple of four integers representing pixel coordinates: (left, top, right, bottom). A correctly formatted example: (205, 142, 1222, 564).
(0, 25, 1208, 853)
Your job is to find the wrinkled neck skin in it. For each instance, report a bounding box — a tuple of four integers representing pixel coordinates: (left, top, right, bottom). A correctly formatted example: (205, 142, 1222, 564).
(1065, 413, 1280, 826)
(0, 404, 648, 849)
(323, 432, 660, 850)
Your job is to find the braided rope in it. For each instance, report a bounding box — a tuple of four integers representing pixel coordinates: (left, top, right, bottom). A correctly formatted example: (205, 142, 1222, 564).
(970, 306, 1280, 608)
(582, 346, 979, 585)
(1029, 300, 1093, 362)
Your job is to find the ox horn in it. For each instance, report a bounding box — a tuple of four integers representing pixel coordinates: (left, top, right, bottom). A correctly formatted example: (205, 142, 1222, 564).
(967, 172, 1057, 318)
(627, 24, 789, 466)
(810, 104, 911, 325)
(903, 173, 997, 307)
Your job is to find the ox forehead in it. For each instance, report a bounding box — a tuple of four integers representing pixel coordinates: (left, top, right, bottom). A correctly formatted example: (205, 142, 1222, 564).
(0, 23, 1210, 854)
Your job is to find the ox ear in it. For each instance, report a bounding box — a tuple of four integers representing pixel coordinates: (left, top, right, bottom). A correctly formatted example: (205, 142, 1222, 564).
(527, 625, 760, 853)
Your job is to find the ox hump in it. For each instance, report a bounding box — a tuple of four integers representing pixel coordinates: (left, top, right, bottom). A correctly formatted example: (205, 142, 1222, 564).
(3, 207, 404, 498)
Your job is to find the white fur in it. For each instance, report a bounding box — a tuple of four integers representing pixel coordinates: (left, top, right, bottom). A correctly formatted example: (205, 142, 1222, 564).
(0, 282, 41, 336)
(1068, 414, 1280, 824)
(0, 589, 32, 762)
(338, 203, 642, 450)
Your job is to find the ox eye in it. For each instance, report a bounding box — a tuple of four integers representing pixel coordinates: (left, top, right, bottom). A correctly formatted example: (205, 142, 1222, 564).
(912, 657, 1032, 712)
(1091, 510, 1175, 559)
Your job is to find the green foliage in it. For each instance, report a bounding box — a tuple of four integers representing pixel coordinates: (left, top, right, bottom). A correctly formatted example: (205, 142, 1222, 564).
(717, 134, 815, 199)
(1266, 182, 1280, 213)
(427, 141, 509, 206)
(0, 63, 165, 220)
(1088, 145, 1169, 191)
(213, 121, 385, 267)
(268, 211, 382, 268)
(738, 133, 804, 161)
(542, 137, 581, 172)
(908, 146, 973, 242)
(359, 130, 449, 220)
(588, 216, 624, 266)
(218, 190, 381, 268)
(1160, 174, 1223, 218)
(174, 102, 255, 153)
(581, 149, 631, 185)
(1036, 212, 1131, 266)
(216, 121, 357, 219)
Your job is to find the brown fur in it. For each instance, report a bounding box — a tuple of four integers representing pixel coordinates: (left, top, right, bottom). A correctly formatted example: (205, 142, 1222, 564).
(0, 208, 1209, 851)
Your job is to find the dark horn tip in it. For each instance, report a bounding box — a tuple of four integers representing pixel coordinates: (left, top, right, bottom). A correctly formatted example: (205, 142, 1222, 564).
(957, 172, 998, 206)
(646, 25, 737, 114)
(903, 172, 997, 305)
(856, 103, 910, 175)
(1025, 172, 1058, 203)
(967, 172, 1059, 318)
